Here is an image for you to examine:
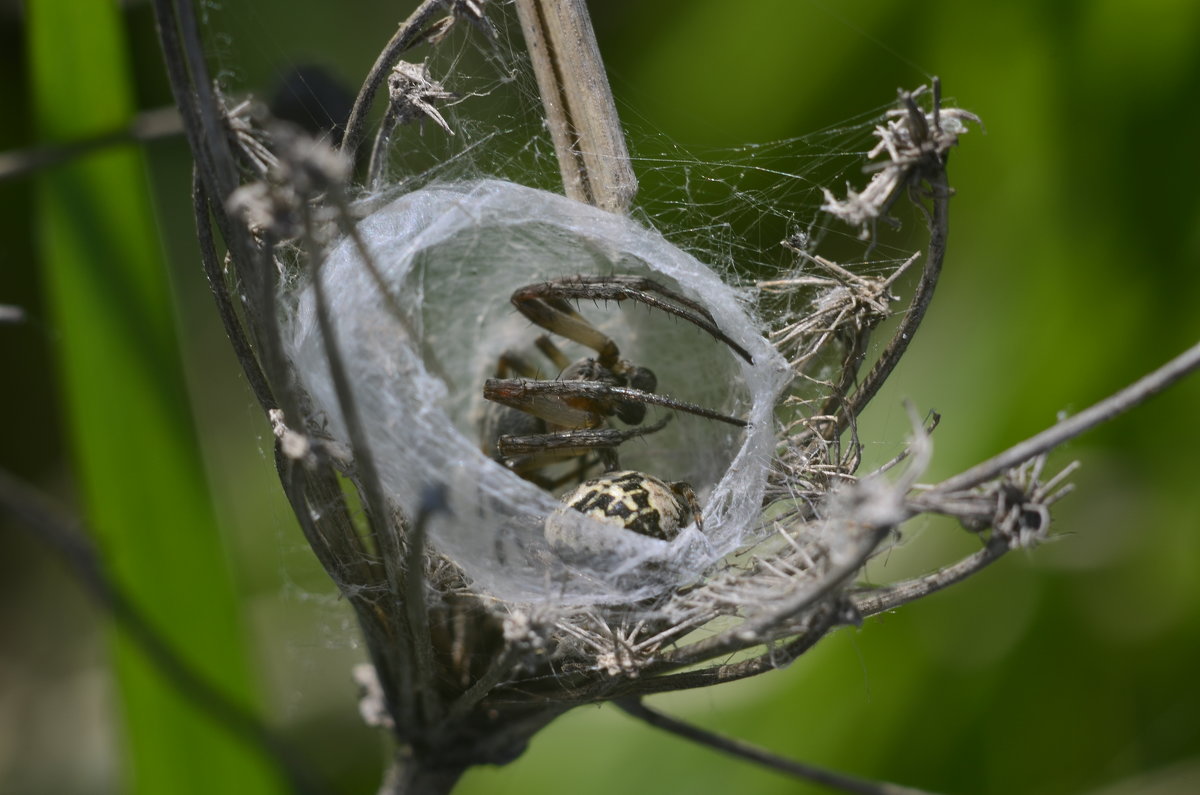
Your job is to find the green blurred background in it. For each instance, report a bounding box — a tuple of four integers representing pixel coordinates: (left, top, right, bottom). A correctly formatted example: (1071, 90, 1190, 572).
(2, 1, 1199, 793)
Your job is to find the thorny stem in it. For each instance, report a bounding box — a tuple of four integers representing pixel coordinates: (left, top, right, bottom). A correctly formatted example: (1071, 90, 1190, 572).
(651, 528, 882, 671)
(840, 166, 949, 431)
(488, 605, 840, 707)
(850, 537, 1009, 618)
(638, 606, 840, 692)
(616, 700, 943, 795)
(929, 338, 1200, 494)
(0, 470, 333, 795)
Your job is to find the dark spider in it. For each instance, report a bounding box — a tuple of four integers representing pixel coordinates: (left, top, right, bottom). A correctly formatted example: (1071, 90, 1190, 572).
(481, 275, 752, 538)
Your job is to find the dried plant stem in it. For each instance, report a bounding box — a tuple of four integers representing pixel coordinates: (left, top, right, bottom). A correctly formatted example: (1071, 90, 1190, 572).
(841, 167, 949, 429)
(930, 338, 1200, 494)
(302, 202, 424, 729)
(0, 106, 182, 181)
(313, 192, 446, 725)
(277, 451, 416, 727)
(653, 540, 878, 671)
(513, 0, 636, 212)
(850, 537, 1008, 617)
(159, 0, 280, 403)
(615, 699, 943, 795)
(191, 175, 274, 411)
(159, 0, 407, 754)
(849, 340, 1200, 615)
(636, 607, 838, 693)
(488, 605, 840, 708)
(405, 490, 441, 725)
(341, 0, 448, 162)
(154, 0, 238, 198)
(327, 199, 434, 377)
(443, 646, 521, 724)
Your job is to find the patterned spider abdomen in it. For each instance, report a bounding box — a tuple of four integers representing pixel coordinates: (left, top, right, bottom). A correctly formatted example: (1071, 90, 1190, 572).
(561, 470, 691, 541)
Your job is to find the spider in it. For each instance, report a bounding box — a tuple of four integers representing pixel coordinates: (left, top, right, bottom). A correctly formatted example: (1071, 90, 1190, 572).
(482, 275, 752, 540)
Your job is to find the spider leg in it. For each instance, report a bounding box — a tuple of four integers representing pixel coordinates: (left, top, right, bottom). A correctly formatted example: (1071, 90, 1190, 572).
(494, 350, 543, 378)
(668, 480, 704, 532)
(502, 446, 611, 485)
(497, 416, 672, 459)
(535, 456, 608, 491)
(483, 378, 604, 429)
(511, 276, 753, 365)
(511, 291, 620, 366)
(484, 378, 748, 428)
(533, 334, 572, 372)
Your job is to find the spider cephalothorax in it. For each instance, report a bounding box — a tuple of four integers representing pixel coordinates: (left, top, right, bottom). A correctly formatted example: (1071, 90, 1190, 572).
(481, 275, 751, 525)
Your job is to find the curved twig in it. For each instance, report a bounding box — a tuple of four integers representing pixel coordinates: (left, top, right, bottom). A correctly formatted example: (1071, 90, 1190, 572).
(929, 339, 1200, 495)
(616, 699, 944, 795)
(340, 0, 449, 163)
(191, 174, 274, 412)
(840, 166, 949, 431)
(850, 537, 1009, 618)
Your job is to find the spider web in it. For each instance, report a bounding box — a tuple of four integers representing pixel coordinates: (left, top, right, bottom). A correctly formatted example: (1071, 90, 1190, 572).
(207, 1, 927, 610)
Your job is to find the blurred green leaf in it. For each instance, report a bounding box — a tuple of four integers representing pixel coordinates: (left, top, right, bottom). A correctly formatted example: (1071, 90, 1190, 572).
(26, 1, 283, 793)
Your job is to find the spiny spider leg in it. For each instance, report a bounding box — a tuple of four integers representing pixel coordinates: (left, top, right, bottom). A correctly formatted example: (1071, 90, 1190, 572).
(571, 275, 724, 332)
(511, 276, 754, 366)
(484, 378, 748, 428)
(501, 444, 608, 490)
(497, 419, 675, 483)
(498, 416, 673, 458)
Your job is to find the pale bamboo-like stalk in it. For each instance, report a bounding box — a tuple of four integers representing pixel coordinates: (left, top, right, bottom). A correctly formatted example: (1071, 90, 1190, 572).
(513, 0, 637, 213)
